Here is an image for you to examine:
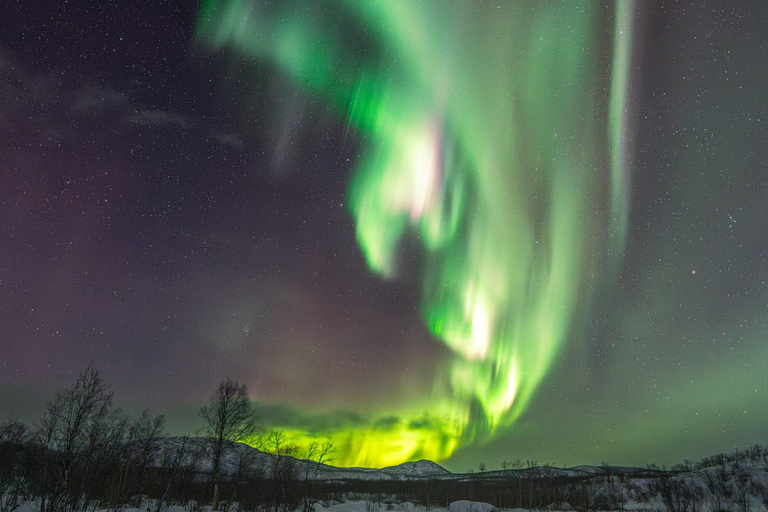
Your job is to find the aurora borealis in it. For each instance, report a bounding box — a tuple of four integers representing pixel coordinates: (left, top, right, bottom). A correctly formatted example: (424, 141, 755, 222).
(2, 0, 768, 470)
(195, 0, 633, 463)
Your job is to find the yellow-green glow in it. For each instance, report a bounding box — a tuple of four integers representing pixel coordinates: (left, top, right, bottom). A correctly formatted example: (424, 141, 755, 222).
(243, 401, 464, 468)
(196, 0, 633, 467)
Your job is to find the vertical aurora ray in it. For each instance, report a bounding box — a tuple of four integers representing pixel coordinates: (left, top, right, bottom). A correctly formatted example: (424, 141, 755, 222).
(196, 0, 633, 466)
(608, 0, 636, 271)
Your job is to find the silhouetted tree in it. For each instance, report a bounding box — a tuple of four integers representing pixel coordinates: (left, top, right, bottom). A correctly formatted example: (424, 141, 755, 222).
(199, 378, 261, 510)
(301, 437, 335, 512)
(652, 476, 698, 512)
(224, 439, 265, 510)
(268, 430, 300, 512)
(125, 410, 166, 497)
(157, 436, 204, 508)
(36, 365, 122, 512)
(0, 419, 27, 444)
(0, 419, 30, 512)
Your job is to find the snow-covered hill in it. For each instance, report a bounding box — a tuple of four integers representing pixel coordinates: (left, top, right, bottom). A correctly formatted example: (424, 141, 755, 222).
(150, 437, 452, 481)
(150, 437, 674, 484)
(150, 434, 768, 512)
(380, 460, 452, 477)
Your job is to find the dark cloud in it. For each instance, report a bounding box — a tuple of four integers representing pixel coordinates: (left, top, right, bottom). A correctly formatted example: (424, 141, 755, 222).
(0, 49, 243, 150)
(372, 416, 400, 430)
(253, 403, 369, 433)
(129, 109, 191, 130)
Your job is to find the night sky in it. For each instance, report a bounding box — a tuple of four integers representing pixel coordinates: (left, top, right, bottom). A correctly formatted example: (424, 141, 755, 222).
(1, 0, 767, 471)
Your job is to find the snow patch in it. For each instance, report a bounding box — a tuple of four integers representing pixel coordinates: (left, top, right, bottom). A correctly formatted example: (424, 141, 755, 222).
(448, 500, 496, 512)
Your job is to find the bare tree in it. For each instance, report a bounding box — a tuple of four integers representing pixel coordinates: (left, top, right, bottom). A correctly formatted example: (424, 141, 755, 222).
(267, 430, 300, 512)
(37, 365, 118, 512)
(103, 410, 166, 507)
(125, 410, 166, 497)
(199, 378, 261, 510)
(157, 436, 204, 510)
(733, 463, 758, 512)
(82, 407, 130, 507)
(703, 467, 729, 512)
(0, 419, 27, 444)
(0, 419, 30, 512)
(224, 440, 264, 511)
(651, 476, 697, 512)
(301, 438, 335, 512)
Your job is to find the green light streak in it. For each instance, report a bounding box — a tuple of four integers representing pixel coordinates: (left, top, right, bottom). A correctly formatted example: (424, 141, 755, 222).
(196, 0, 633, 467)
(608, 0, 635, 270)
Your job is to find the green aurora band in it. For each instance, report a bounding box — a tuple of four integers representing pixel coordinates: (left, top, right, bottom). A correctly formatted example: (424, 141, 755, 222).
(196, 0, 633, 467)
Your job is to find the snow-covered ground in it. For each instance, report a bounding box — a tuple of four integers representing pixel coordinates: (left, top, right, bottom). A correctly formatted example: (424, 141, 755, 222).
(5, 446, 768, 512)
(7, 501, 496, 512)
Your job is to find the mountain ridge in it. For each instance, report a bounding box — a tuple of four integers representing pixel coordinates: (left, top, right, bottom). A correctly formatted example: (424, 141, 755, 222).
(151, 437, 673, 481)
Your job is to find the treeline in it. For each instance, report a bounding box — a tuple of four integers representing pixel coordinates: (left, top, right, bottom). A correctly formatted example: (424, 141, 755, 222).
(315, 473, 634, 511)
(271, 453, 768, 512)
(0, 367, 333, 512)
(0, 366, 168, 512)
(642, 450, 768, 512)
(3, 367, 768, 512)
(661, 445, 768, 472)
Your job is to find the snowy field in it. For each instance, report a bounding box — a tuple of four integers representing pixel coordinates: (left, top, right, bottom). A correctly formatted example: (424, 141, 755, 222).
(4, 448, 768, 512)
(6, 501, 501, 512)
